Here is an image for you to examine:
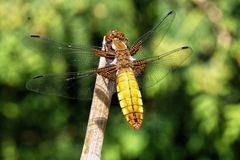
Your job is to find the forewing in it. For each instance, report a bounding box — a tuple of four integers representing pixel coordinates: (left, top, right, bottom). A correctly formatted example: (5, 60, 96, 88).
(23, 35, 102, 69)
(133, 46, 192, 88)
(131, 11, 175, 59)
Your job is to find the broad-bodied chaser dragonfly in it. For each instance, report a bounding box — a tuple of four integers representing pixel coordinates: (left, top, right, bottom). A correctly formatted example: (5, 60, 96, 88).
(25, 11, 192, 129)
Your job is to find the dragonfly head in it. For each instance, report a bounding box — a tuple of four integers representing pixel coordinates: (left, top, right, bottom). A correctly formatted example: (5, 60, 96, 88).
(105, 30, 126, 43)
(105, 30, 129, 51)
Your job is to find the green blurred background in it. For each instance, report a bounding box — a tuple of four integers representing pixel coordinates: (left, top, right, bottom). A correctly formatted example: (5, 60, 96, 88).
(1, 0, 240, 159)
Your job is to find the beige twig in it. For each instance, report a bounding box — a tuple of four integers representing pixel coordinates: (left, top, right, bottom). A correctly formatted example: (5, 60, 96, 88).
(80, 37, 113, 160)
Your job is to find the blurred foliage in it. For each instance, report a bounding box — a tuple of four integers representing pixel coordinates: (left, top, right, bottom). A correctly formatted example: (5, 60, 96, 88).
(0, 0, 240, 160)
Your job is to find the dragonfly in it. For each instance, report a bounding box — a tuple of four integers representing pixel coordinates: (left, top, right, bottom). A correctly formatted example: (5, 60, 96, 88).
(25, 11, 192, 129)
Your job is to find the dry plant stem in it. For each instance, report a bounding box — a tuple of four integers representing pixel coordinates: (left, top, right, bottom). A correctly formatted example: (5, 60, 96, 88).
(80, 42, 113, 160)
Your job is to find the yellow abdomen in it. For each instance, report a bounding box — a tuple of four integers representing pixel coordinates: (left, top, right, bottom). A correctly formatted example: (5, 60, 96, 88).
(116, 67, 143, 129)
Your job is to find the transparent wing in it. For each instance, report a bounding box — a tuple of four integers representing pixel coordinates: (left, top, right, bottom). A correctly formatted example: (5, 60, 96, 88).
(26, 70, 97, 99)
(133, 46, 192, 88)
(26, 60, 119, 100)
(131, 11, 176, 59)
(23, 34, 102, 69)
